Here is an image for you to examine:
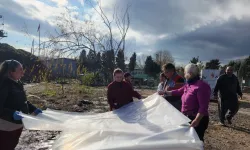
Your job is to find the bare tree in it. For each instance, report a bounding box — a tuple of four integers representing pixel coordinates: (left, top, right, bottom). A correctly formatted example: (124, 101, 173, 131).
(155, 50, 175, 66)
(43, 1, 130, 57)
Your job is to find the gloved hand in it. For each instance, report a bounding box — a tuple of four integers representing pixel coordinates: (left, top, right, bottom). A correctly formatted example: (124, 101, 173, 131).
(34, 108, 43, 115)
(13, 111, 23, 121)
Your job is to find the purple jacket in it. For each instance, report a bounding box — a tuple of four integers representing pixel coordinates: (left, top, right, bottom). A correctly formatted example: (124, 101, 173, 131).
(172, 80, 211, 116)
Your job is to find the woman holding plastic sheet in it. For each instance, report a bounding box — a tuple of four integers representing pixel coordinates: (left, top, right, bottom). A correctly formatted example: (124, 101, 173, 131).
(159, 63, 211, 141)
(0, 60, 42, 150)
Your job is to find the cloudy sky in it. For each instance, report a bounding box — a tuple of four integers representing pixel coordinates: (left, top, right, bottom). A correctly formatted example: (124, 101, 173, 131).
(0, 0, 250, 65)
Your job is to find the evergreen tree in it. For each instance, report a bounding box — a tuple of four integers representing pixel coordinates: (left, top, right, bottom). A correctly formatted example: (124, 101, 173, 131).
(239, 56, 250, 78)
(78, 49, 87, 72)
(101, 50, 115, 82)
(86, 50, 96, 71)
(190, 56, 201, 64)
(96, 52, 102, 71)
(129, 52, 136, 72)
(228, 60, 241, 72)
(116, 49, 125, 71)
(144, 56, 161, 77)
(205, 59, 221, 69)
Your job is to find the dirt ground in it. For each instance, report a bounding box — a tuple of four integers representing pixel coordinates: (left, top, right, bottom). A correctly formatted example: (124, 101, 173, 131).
(16, 83, 250, 150)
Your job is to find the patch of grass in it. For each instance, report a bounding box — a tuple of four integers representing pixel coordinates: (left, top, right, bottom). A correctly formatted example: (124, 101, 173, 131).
(43, 89, 57, 97)
(79, 85, 93, 94)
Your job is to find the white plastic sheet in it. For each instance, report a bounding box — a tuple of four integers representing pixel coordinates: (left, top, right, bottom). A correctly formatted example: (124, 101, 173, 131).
(22, 94, 203, 150)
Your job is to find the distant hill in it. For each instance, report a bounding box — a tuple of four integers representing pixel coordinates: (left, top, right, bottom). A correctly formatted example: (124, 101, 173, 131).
(0, 43, 47, 82)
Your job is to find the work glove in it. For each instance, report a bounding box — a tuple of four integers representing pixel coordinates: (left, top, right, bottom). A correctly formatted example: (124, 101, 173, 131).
(13, 111, 23, 121)
(34, 108, 43, 115)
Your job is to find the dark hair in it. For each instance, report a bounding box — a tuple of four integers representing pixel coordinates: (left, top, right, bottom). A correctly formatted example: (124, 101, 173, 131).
(0, 60, 21, 82)
(162, 63, 176, 72)
(160, 72, 166, 79)
(124, 72, 131, 78)
(113, 68, 123, 76)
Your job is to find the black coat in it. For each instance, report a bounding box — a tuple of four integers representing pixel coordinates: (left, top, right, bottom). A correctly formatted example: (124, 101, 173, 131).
(0, 78, 37, 124)
(214, 74, 242, 99)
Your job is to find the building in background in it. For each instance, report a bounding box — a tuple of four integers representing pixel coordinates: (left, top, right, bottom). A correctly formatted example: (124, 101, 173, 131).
(125, 66, 155, 87)
(43, 58, 77, 79)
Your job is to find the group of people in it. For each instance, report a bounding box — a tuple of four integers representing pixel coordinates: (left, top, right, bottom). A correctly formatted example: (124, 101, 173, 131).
(107, 63, 243, 142)
(0, 59, 243, 149)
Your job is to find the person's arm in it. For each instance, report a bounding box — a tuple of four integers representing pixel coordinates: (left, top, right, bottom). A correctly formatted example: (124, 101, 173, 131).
(167, 85, 185, 97)
(107, 85, 115, 111)
(0, 87, 16, 121)
(213, 77, 221, 98)
(157, 83, 163, 92)
(27, 101, 37, 114)
(127, 83, 142, 99)
(190, 113, 204, 127)
(236, 78, 243, 99)
(132, 90, 142, 99)
(191, 84, 211, 127)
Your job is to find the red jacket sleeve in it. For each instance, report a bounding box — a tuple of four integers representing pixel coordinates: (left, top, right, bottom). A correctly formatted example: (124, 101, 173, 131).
(125, 81, 142, 99)
(107, 84, 114, 110)
(132, 90, 142, 99)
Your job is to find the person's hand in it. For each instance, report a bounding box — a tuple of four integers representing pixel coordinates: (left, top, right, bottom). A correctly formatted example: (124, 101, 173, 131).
(13, 111, 23, 121)
(33, 108, 43, 116)
(158, 91, 165, 95)
(165, 86, 170, 91)
(190, 119, 200, 127)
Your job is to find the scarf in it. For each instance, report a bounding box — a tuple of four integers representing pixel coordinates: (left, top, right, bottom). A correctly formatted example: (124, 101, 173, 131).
(186, 76, 200, 84)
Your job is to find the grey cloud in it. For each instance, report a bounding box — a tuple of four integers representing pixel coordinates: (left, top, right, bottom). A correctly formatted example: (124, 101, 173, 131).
(0, 0, 56, 38)
(156, 16, 250, 64)
(106, 0, 239, 35)
(105, 0, 250, 64)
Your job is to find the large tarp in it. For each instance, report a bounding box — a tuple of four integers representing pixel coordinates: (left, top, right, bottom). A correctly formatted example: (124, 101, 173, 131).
(21, 94, 203, 150)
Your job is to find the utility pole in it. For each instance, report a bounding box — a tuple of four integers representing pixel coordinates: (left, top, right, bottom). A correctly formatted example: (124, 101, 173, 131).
(37, 24, 40, 56)
(0, 15, 7, 40)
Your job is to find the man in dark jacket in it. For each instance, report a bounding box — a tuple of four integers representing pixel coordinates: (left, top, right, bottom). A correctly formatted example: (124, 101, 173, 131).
(158, 63, 185, 111)
(214, 66, 243, 125)
(107, 69, 141, 111)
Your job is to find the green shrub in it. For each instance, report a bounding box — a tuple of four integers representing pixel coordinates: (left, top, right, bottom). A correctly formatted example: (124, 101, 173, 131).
(80, 68, 96, 86)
